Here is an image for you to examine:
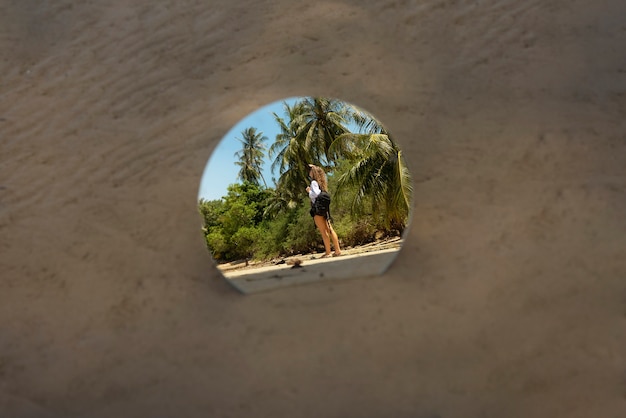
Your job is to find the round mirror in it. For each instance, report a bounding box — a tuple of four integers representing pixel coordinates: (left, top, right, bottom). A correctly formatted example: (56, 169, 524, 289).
(198, 97, 413, 293)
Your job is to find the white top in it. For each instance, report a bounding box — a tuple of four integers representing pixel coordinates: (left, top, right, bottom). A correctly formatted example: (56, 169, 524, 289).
(308, 180, 321, 203)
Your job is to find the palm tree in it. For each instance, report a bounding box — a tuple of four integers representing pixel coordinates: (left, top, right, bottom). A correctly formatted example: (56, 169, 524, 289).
(234, 127, 267, 186)
(268, 101, 310, 202)
(262, 181, 299, 219)
(294, 97, 352, 167)
(268, 97, 353, 207)
(329, 112, 412, 233)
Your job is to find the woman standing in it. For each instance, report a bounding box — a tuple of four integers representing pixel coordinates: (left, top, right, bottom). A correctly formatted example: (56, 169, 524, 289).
(306, 164, 341, 258)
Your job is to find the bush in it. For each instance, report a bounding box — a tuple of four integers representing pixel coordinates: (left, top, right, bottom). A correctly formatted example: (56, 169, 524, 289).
(231, 226, 262, 260)
(198, 177, 403, 263)
(344, 219, 377, 246)
(283, 204, 319, 255)
(205, 230, 227, 260)
(254, 212, 295, 259)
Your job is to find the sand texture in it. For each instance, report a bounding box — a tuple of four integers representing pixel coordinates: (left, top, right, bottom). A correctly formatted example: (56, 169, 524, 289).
(1, 0, 625, 417)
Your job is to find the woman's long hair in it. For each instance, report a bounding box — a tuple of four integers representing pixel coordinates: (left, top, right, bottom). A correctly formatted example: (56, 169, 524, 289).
(308, 164, 328, 192)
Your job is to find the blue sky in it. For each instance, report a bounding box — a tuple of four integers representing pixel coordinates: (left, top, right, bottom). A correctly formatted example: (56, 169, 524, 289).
(198, 97, 300, 201)
(198, 97, 365, 201)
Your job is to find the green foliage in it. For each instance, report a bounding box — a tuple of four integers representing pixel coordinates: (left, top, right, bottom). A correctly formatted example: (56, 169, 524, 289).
(282, 204, 320, 254)
(199, 192, 328, 262)
(231, 226, 263, 259)
(205, 230, 228, 258)
(235, 127, 268, 186)
(330, 113, 412, 234)
(268, 97, 351, 202)
(199, 96, 413, 263)
(198, 199, 224, 226)
(198, 182, 271, 261)
(333, 217, 377, 247)
(253, 203, 320, 259)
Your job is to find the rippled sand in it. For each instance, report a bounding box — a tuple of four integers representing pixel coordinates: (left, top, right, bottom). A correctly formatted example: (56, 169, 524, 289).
(1, 1, 625, 417)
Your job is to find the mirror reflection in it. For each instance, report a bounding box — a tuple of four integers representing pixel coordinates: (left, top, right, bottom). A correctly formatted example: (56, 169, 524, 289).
(198, 97, 412, 293)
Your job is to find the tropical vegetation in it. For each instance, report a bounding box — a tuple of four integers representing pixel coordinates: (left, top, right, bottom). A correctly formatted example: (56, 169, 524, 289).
(234, 127, 267, 186)
(198, 97, 413, 262)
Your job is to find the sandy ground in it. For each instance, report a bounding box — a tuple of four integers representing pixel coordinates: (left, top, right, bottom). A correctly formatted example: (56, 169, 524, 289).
(221, 240, 403, 293)
(218, 237, 402, 272)
(1, 1, 626, 417)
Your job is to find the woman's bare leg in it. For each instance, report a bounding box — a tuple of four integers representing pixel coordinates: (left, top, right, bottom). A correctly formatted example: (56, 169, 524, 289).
(328, 221, 341, 255)
(314, 215, 331, 255)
